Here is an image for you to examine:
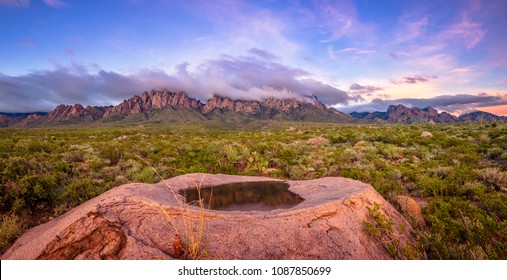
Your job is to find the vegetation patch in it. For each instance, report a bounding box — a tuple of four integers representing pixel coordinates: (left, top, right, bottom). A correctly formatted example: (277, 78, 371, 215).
(0, 121, 506, 259)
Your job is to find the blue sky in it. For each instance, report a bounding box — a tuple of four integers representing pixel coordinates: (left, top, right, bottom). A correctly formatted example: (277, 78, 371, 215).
(1, 0, 506, 115)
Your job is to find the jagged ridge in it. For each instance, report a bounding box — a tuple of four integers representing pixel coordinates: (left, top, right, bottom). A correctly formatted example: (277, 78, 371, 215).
(350, 104, 507, 124)
(3, 94, 506, 127)
(0, 90, 352, 127)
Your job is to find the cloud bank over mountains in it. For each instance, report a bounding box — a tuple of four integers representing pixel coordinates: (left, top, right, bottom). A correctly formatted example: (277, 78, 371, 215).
(1, 48, 506, 115)
(0, 51, 354, 113)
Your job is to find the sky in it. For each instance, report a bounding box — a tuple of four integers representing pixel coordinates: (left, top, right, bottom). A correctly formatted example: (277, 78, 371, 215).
(1, 0, 507, 115)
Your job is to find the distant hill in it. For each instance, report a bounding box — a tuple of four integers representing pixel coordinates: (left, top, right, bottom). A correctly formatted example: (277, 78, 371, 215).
(0, 112, 48, 127)
(458, 111, 507, 123)
(350, 104, 507, 124)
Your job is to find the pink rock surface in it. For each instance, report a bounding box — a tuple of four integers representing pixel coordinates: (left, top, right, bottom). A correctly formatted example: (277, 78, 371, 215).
(1, 173, 419, 260)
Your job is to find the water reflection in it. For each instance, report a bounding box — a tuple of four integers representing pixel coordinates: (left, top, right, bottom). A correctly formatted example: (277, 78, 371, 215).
(180, 181, 304, 211)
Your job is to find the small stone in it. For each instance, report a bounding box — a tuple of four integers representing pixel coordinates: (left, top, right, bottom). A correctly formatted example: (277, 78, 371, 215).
(420, 131, 433, 137)
(307, 137, 329, 145)
(392, 195, 425, 228)
(116, 135, 129, 141)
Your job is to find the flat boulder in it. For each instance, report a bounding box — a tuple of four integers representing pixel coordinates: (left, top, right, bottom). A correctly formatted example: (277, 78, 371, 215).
(1, 174, 421, 260)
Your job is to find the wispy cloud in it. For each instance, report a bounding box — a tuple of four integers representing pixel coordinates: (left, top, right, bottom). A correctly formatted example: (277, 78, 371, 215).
(392, 75, 436, 84)
(0, 0, 29, 7)
(42, 0, 67, 8)
(450, 66, 475, 74)
(438, 15, 485, 49)
(394, 16, 428, 43)
(18, 38, 36, 48)
(349, 83, 384, 95)
(314, 0, 355, 42)
(385, 3, 487, 80)
(179, 0, 300, 64)
(328, 46, 375, 61)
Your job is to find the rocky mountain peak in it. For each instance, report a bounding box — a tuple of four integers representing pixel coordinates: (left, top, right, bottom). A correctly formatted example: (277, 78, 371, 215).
(423, 106, 438, 116)
(201, 94, 328, 115)
(202, 95, 262, 114)
(39, 104, 109, 123)
(104, 90, 203, 117)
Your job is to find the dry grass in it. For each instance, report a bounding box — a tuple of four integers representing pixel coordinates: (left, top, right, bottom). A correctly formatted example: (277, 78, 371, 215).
(139, 156, 208, 259)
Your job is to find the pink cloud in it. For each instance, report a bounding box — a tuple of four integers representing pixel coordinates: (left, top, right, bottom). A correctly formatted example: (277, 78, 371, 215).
(316, 2, 354, 42)
(394, 16, 428, 43)
(349, 83, 384, 94)
(450, 67, 475, 74)
(328, 46, 375, 61)
(439, 16, 486, 49)
(392, 74, 437, 84)
(314, 0, 375, 43)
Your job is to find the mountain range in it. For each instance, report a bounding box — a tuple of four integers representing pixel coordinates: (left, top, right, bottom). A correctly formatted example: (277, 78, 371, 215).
(0, 90, 505, 127)
(350, 104, 507, 124)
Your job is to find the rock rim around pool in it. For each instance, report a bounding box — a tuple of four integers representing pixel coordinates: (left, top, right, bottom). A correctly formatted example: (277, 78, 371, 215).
(1, 173, 422, 260)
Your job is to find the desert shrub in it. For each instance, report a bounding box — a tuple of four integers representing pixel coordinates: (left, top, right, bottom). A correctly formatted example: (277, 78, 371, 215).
(64, 150, 85, 163)
(363, 202, 418, 259)
(487, 147, 503, 160)
(1, 157, 33, 181)
(59, 178, 105, 207)
(0, 139, 15, 155)
(89, 156, 107, 171)
(481, 193, 507, 221)
(330, 135, 347, 144)
(17, 174, 59, 211)
(102, 144, 124, 166)
(424, 197, 507, 259)
(461, 182, 487, 199)
(133, 167, 158, 183)
(1, 123, 506, 259)
(478, 168, 507, 191)
(419, 176, 447, 197)
(288, 165, 308, 180)
(0, 214, 26, 252)
(339, 148, 361, 162)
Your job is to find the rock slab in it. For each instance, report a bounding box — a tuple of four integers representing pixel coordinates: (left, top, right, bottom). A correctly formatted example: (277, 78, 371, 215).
(1, 174, 419, 260)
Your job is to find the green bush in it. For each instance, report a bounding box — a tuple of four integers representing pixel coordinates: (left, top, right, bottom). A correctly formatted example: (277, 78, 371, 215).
(0, 123, 506, 259)
(133, 167, 158, 183)
(0, 214, 26, 251)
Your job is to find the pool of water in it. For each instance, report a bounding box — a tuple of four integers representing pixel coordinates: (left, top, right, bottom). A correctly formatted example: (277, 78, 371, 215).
(180, 181, 304, 211)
